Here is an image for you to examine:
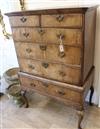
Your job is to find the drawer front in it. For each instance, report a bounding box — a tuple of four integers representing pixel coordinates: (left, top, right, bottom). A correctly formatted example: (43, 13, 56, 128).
(9, 16, 39, 27)
(19, 58, 81, 84)
(15, 43, 44, 59)
(19, 74, 82, 104)
(12, 28, 41, 42)
(41, 14, 83, 27)
(15, 43, 81, 65)
(45, 44, 81, 65)
(12, 28, 82, 46)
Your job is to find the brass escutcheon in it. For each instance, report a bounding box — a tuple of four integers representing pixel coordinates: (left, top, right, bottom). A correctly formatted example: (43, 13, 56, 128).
(38, 28, 45, 35)
(28, 64, 34, 69)
(39, 45, 47, 51)
(59, 71, 66, 77)
(59, 52, 65, 58)
(26, 48, 32, 53)
(42, 62, 49, 68)
(23, 33, 29, 37)
(56, 14, 64, 22)
(20, 17, 27, 22)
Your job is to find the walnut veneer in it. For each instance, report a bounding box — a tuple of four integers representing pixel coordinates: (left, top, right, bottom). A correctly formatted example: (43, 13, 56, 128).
(5, 6, 97, 129)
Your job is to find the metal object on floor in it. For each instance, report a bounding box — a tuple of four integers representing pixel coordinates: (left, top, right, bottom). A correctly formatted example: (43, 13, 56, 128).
(6, 83, 28, 108)
(3, 67, 20, 85)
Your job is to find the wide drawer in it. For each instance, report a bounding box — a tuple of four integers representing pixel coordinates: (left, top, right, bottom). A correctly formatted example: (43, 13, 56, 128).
(12, 28, 82, 46)
(9, 15, 39, 27)
(19, 74, 82, 104)
(19, 58, 81, 85)
(41, 14, 83, 27)
(15, 42, 82, 65)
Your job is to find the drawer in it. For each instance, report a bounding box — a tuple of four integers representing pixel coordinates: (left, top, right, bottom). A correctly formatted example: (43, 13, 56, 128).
(12, 28, 82, 46)
(15, 43, 81, 65)
(9, 15, 39, 27)
(19, 74, 82, 104)
(41, 14, 83, 27)
(19, 58, 81, 84)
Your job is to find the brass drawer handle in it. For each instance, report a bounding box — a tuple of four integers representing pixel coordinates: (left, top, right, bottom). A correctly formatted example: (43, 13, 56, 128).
(38, 28, 45, 35)
(30, 83, 36, 87)
(58, 52, 65, 58)
(20, 17, 27, 23)
(26, 48, 32, 53)
(28, 64, 35, 69)
(58, 91, 65, 95)
(57, 33, 65, 39)
(39, 45, 47, 51)
(56, 15, 64, 22)
(42, 62, 49, 68)
(23, 33, 29, 38)
(59, 71, 66, 77)
(43, 83, 48, 87)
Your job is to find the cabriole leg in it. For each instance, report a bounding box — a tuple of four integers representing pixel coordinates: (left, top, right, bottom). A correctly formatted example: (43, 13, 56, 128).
(89, 86, 94, 106)
(77, 110, 84, 129)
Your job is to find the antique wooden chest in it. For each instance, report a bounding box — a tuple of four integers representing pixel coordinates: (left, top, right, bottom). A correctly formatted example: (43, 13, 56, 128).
(5, 6, 97, 129)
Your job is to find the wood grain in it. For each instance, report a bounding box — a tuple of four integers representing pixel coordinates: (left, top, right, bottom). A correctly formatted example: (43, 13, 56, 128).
(19, 74, 82, 104)
(15, 42, 82, 65)
(19, 58, 81, 85)
(9, 15, 39, 27)
(12, 28, 82, 46)
(41, 14, 83, 27)
(83, 9, 96, 82)
(6, 7, 97, 128)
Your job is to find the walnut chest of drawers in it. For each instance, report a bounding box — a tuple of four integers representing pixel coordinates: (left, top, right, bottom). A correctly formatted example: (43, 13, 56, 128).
(6, 7, 97, 129)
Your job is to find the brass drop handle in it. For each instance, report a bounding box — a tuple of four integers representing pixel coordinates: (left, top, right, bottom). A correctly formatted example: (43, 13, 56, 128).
(26, 48, 32, 53)
(58, 52, 65, 58)
(56, 15, 64, 22)
(42, 62, 49, 68)
(30, 83, 36, 87)
(59, 71, 66, 77)
(39, 45, 47, 51)
(57, 91, 65, 95)
(23, 32, 29, 37)
(57, 33, 65, 39)
(38, 28, 45, 35)
(28, 64, 35, 69)
(43, 83, 49, 87)
(20, 17, 27, 22)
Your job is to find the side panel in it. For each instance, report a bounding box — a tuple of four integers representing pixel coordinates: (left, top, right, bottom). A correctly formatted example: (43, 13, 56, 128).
(83, 9, 96, 82)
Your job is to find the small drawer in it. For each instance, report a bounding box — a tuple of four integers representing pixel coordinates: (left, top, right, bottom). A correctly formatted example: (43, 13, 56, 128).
(19, 58, 81, 85)
(41, 14, 83, 27)
(9, 15, 39, 27)
(19, 74, 82, 104)
(15, 43, 82, 65)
